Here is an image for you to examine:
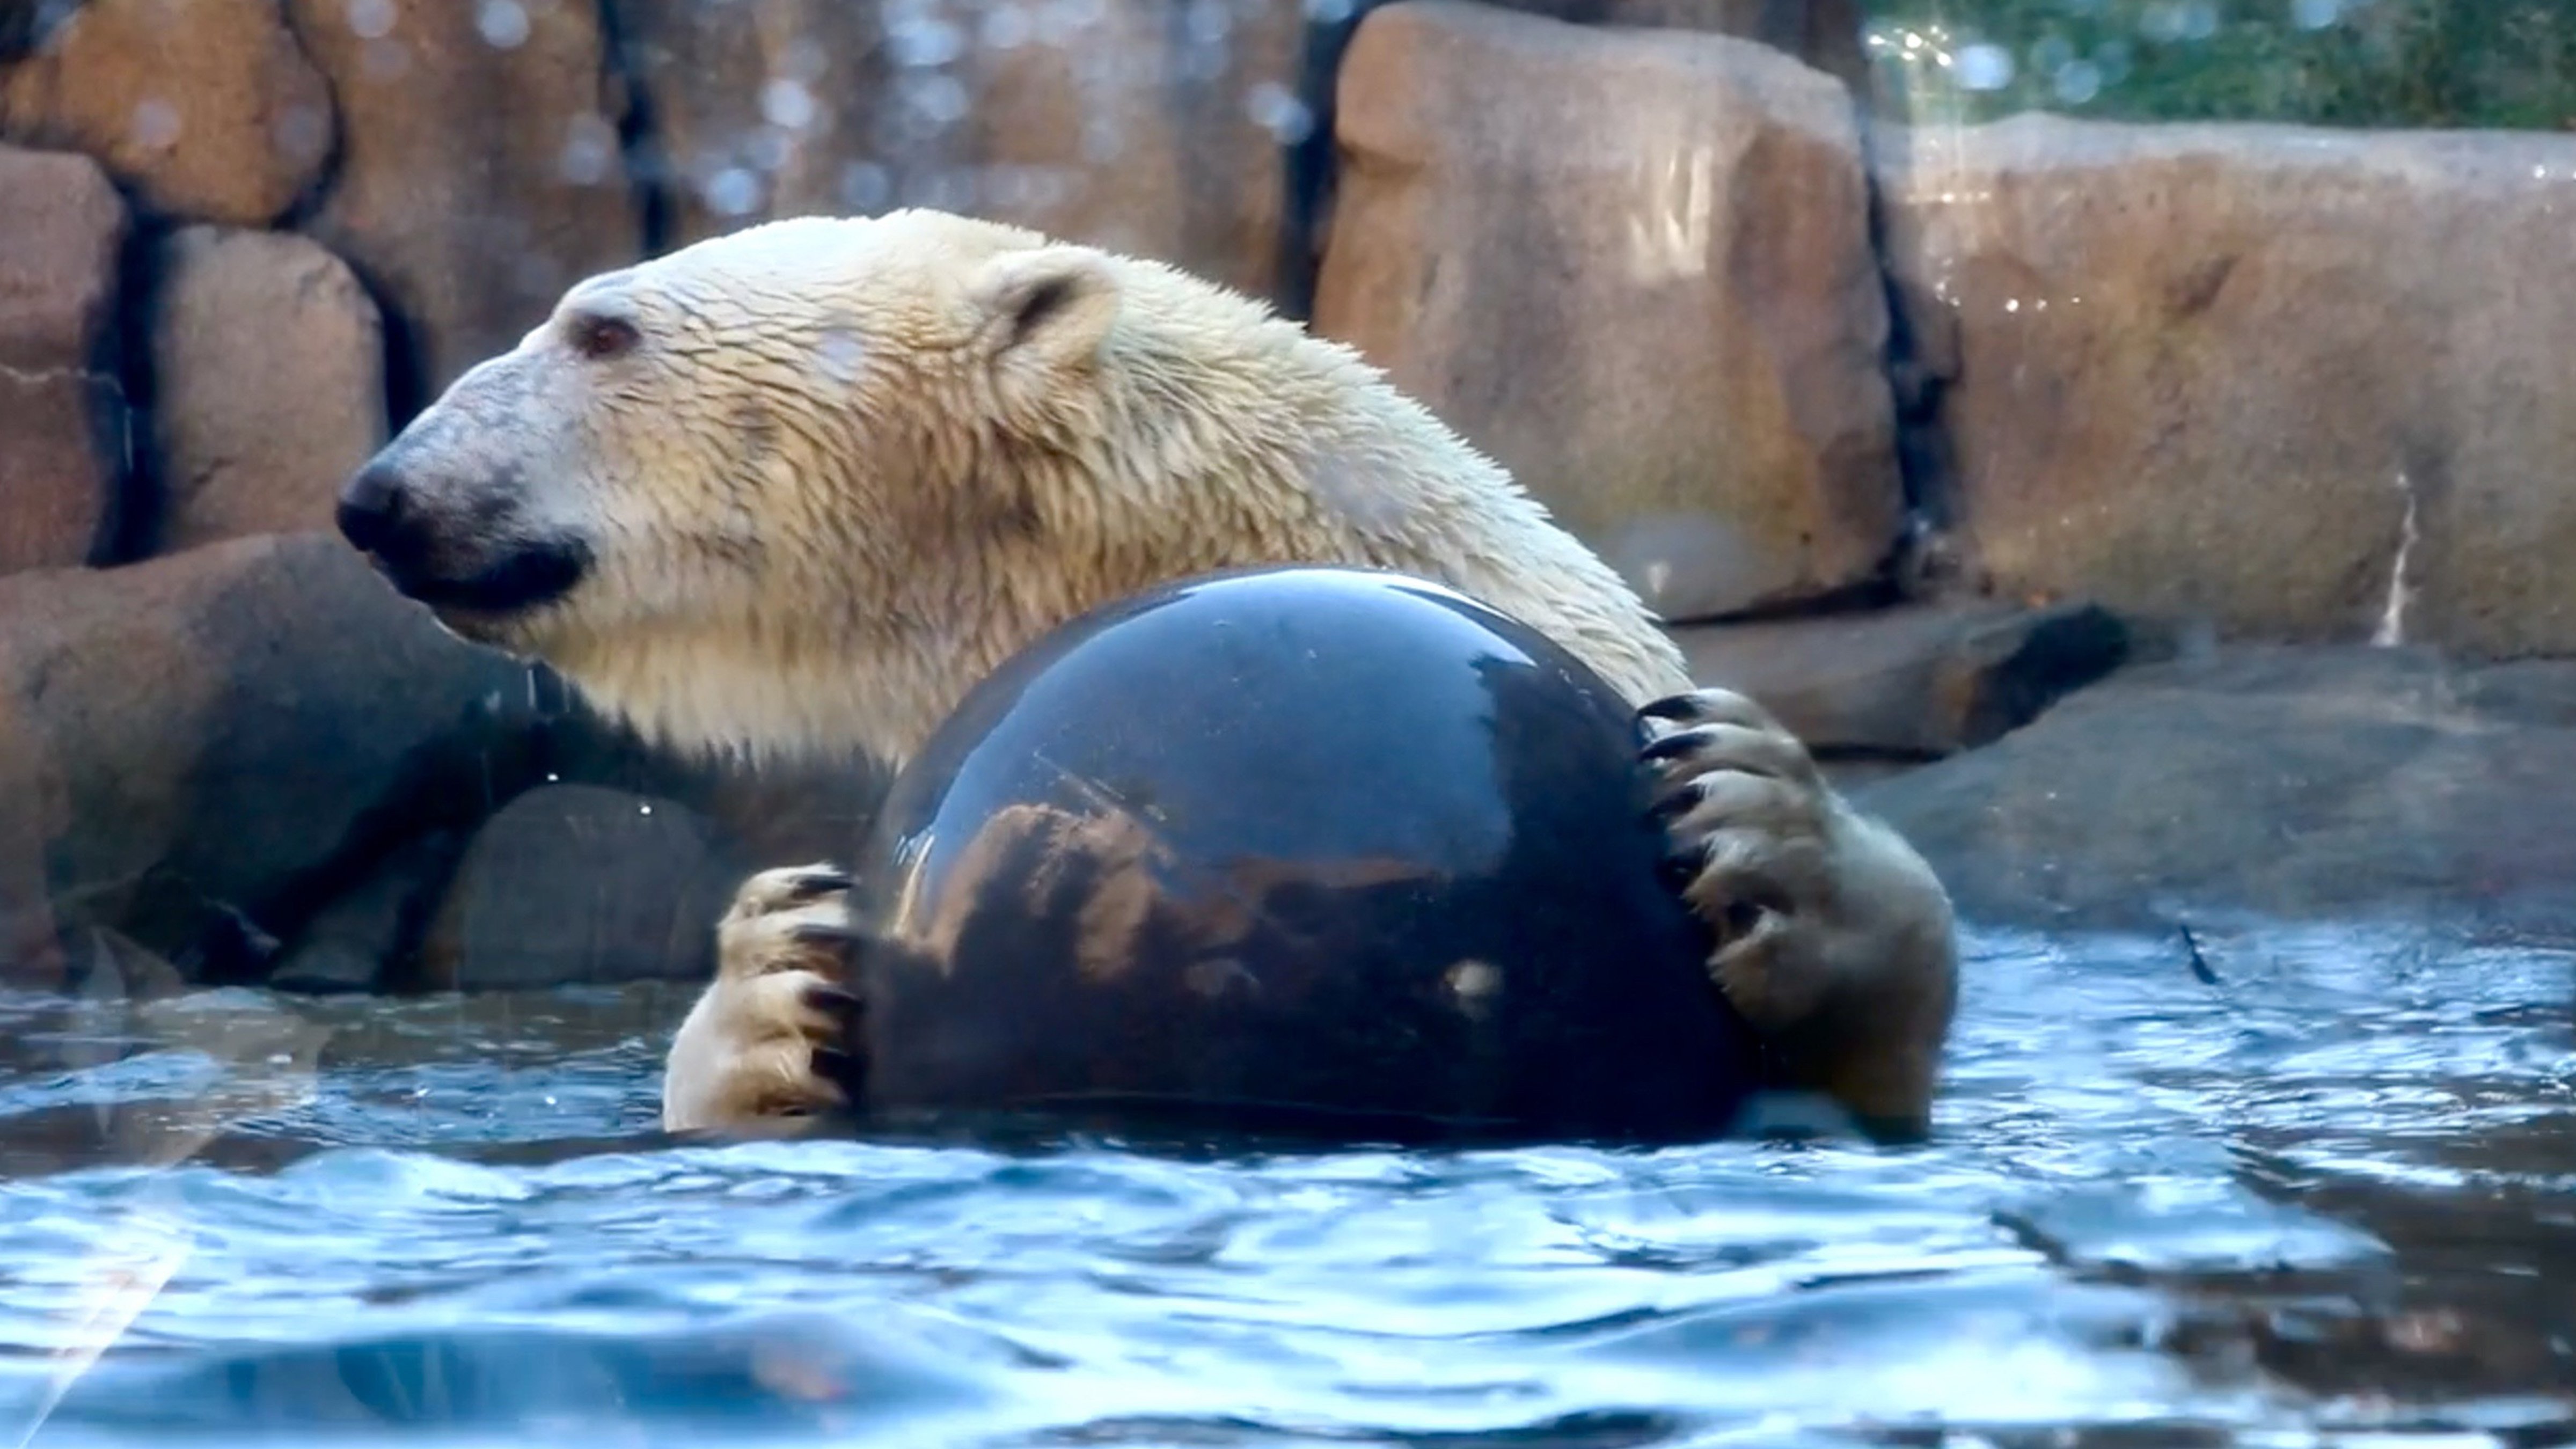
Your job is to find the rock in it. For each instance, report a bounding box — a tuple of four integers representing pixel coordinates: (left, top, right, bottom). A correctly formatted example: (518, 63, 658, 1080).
(1313, 0, 1903, 624)
(1490, 0, 1866, 87)
(267, 831, 462, 994)
(418, 784, 737, 990)
(1672, 599, 2128, 759)
(0, 143, 127, 573)
(1878, 115, 2576, 660)
(1852, 645, 2576, 940)
(288, 0, 641, 397)
(147, 226, 389, 552)
(0, 533, 529, 979)
(0, 0, 333, 226)
(617, 0, 1305, 298)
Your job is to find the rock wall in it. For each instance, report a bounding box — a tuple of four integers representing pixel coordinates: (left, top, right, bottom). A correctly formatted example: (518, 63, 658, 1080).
(0, 0, 2568, 985)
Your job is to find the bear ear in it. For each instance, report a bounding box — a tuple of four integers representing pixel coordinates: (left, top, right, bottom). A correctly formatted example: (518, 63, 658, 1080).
(968, 245, 1123, 393)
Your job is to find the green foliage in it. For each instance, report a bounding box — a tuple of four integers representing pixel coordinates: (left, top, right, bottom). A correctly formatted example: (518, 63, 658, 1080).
(1863, 0, 2576, 131)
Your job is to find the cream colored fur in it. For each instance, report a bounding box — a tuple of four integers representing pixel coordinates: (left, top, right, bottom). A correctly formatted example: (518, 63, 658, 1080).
(359, 208, 1959, 1143)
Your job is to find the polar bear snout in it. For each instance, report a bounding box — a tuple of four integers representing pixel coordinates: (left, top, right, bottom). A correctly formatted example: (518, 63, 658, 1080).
(335, 448, 592, 623)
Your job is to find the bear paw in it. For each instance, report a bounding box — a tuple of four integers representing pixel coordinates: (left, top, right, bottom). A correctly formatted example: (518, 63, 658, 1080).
(1636, 687, 1960, 1137)
(1637, 688, 1842, 1029)
(660, 863, 868, 1134)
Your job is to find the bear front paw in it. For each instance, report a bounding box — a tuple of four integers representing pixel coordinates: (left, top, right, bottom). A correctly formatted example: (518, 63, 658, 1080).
(1636, 688, 1841, 1033)
(661, 862, 869, 1133)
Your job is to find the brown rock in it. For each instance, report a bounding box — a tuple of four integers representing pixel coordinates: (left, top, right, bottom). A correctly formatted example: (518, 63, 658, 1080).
(617, 0, 1303, 297)
(1879, 115, 2576, 660)
(0, 533, 526, 978)
(288, 0, 641, 396)
(420, 784, 737, 990)
(0, 143, 127, 573)
(1672, 599, 2127, 759)
(1489, 0, 1866, 87)
(1314, 0, 1904, 624)
(148, 226, 389, 552)
(1855, 645, 2576, 941)
(0, 0, 333, 226)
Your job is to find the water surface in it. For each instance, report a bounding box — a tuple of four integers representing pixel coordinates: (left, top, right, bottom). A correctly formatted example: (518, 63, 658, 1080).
(0, 921, 2568, 1446)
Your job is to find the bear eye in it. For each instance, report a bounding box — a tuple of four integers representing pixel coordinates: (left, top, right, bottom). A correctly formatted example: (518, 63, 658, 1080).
(567, 311, 641, 362)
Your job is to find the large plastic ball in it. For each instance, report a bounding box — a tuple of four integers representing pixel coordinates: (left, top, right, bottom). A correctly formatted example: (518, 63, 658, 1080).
(844, 566, 1761, 1146)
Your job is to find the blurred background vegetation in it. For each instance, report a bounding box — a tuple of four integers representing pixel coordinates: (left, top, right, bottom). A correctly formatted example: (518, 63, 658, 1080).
(1864, 0, 2576, 130)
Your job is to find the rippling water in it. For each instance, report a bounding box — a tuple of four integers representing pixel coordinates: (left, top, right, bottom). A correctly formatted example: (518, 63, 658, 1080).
(0, 921, 2567, 1447)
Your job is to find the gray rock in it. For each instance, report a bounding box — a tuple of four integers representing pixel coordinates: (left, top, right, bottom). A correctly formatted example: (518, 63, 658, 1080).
(418, 784, 739, 991)
(1854, 645, 2576, 940)
(1673, 599, 2127, 759)
(0, 532, 529, 979)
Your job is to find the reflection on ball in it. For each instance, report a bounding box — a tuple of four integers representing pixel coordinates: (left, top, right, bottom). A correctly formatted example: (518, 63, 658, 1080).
(845, 566, 1761, 1146)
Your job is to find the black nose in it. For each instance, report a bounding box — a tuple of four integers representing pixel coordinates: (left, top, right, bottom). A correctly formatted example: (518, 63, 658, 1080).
(336, 458, 409, 556)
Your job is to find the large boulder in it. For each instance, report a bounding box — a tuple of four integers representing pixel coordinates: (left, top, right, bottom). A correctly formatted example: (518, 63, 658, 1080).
(287, 0, 641, 397)
(0, 533, 528, 979)
(1879, 115, 2576, 659)
(1, 0, 333, 225)
(147, 226, 389, 551)
(1854, 645, 2576, 942)
(0, 143, 127, 574)
(1313, 0, 1902, 624)
(1673, 599, 2128, 759)
(416, 784, 738, 991)
(616, 0, 1305, 298)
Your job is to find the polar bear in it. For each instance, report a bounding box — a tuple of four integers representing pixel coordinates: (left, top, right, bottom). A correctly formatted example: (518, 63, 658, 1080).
(334, 208, 1959, 1142)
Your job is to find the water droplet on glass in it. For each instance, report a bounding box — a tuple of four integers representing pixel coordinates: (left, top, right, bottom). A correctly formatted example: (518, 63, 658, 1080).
(476, 0, 529, 49)
(273, 103, 329, 164)
(839, 160, 890, 213)
(890, 18, 964, 68)
(2179, 1, 2220, 40)
(705, 166, 762, 217)
(982, 4, 1031, 49)
(360, 37, 409, 82)
(558, 113, 617, 186)
(2292, 0, 2341, 29)
(1302, 0, 1351, 23)
(760, 78, 816, 131)
(817, 327, 865, 385)
(1246, 83, 1312, 145)
(2138, 2, 2184, 42)
(1954, 43, 2014, 91)
(346, 0, 396, 40)
(2054, 60, 2104, 105)
(129, 98, 180, 150)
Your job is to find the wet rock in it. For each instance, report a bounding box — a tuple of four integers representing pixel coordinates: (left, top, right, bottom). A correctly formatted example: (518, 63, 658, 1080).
(0, 143, 127, 574)
(1314, 0, 1902, 624)
(418, 784, 737, 991)
(0, 0, 333, 225)
(1879, 115, 2576, 659)
(618, 0, 1304, 298)
(287, 0, 641, 396)
(147, 225, 389, 552)
(1673, 599, 2127, 759)
(267, 831, 462, 994)
(0, 533, 528, 978)
(1853, 645, 2576, 939)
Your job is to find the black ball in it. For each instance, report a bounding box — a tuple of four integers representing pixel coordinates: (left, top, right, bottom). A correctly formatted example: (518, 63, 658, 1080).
(844, 566, 1762, 1147)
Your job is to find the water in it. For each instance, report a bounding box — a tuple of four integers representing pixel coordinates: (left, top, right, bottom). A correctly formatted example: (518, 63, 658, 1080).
(0, 923, 2567, 1447)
